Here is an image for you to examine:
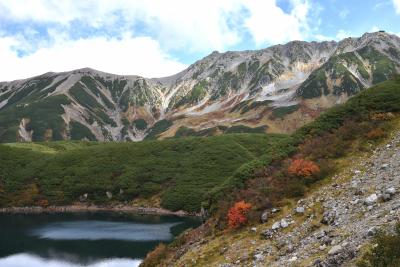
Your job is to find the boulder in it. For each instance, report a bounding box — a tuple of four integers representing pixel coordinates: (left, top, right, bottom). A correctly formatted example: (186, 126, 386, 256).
(296, 206, 305, 214)
(328, 245, 342, 255)
(386, 187, 396, 195)
(364, 193, 378, 205)
(280, 219, 289, 228)
(272, 221, 281, 230)
(321, 211, 336, 225)
(106, 191, 113, 199)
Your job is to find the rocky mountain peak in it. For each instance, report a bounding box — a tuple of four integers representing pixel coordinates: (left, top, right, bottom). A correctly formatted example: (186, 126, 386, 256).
(0, 32, 399, 142)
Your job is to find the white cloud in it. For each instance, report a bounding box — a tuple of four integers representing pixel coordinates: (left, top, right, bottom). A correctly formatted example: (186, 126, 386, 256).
(393, 0, 400, 13)
(0, 0, 315, 81)
(0, 34, 187, 82)
(314, 34, 334, 41)
(243, 0, 311, 46)
(336, 29, 352, 40)
(0, 0, 243, 53)
(0, 0, 313, 52)
(370, 26, 380, 32)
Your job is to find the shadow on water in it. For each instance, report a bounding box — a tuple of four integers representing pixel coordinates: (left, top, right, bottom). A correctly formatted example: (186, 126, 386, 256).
(0, 212, 200, 266)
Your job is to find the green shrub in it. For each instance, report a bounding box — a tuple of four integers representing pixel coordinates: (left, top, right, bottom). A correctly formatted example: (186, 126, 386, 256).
(357, 223, 400, 267)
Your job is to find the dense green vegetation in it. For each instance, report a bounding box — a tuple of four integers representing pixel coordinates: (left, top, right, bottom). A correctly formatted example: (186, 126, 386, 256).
(145, 119, 173, 140)
(0, 134, 292, 212)
(270, 105, 300, 119)
(295, 76, 400, 140)
(0, 95, 71, 142)
(174, 124, 267, 138)
(357, 223, 400, 267)
(1, 77, 399, 217)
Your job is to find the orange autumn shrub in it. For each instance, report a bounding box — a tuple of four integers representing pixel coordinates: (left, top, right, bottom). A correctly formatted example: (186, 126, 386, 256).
(227, 200, 252, 229)
(288, 159, 320, 177)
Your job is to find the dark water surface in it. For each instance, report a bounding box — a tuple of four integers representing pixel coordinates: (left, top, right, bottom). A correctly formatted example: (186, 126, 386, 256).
(0, 212, 200, 267)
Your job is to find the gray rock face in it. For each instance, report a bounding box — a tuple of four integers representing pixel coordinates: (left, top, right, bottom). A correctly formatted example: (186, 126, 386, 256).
(1, 32, 399, 143)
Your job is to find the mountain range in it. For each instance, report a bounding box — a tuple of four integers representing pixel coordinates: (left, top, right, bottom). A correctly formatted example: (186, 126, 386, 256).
(0, 31, 399, 142)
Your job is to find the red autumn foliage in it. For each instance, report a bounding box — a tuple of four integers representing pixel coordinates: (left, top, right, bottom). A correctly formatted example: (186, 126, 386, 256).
(288, 159, 320, 177)
(227, 200, 252, 229)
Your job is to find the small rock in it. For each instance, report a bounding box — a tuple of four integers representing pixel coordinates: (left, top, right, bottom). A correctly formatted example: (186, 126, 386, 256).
(328, 245, 342, 255)
(271, 208, 280, 213)
(386, 187, 396, 195)
(350, 199, 359, 205)
(79, 193, 88, 202)
(106, 191, 113, 199)
(316, 230, 326, 239)
(296, 206, 305, 214)
(364, 193, 378, 205)
(250, 227, 257, 232)
(261, 229, 274, 239)
(280, 219, 289, 228)
(381, 163, 389, 169)
(367, 227, 377, 237)
(319, 244, 326, 250)
(254, 253, 264, 261)
(272, 221, 280, 230)
(289, 256, 298, 262)
(260, 210, 268, 223)
(381, 193, 391, 202)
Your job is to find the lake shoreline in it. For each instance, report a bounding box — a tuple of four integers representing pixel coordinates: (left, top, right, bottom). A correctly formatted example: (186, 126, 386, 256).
(0, 204, 200, 217)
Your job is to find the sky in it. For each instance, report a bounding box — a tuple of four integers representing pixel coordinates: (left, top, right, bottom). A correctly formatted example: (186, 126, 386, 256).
(0, 0, 399, 82)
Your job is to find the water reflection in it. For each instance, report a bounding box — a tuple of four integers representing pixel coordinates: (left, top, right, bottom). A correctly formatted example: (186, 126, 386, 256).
(31, 220, 181, 241)
(0, 253, 141, 267)
(0, 213, 200, 266)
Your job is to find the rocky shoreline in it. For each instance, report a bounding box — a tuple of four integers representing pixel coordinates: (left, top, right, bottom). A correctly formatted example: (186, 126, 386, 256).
(0, 204, 198, 217)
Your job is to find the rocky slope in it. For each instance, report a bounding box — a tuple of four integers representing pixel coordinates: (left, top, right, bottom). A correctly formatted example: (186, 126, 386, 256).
(170, 124, 400, 267)
(0, 31, 399, 142)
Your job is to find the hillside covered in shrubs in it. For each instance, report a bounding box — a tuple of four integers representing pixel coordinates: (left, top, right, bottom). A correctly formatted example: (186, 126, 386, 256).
(0, 133, 294, 212)
(141, 76, 400, 266)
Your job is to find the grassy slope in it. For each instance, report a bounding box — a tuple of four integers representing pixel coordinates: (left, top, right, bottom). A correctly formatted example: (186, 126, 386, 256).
(0, 134, 293, 212)
(140, 77, 400, 266)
